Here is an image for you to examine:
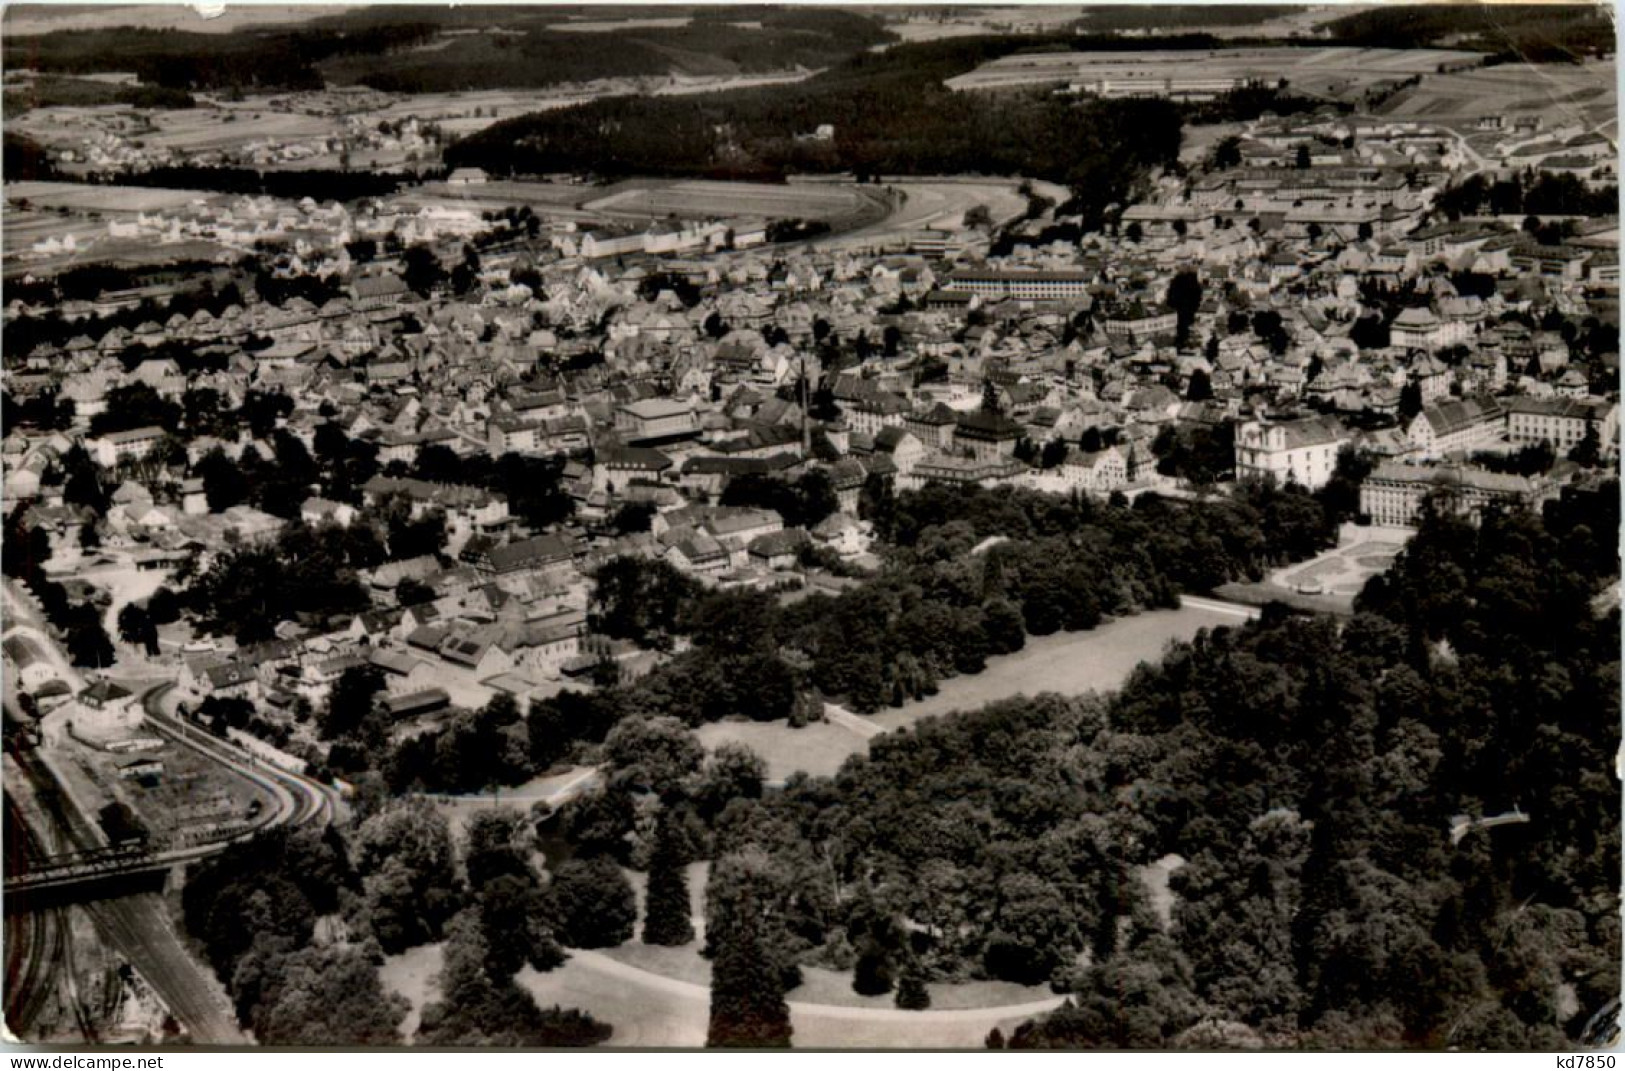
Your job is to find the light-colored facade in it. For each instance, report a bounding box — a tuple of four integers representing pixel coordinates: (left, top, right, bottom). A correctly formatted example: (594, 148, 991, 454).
(1234, 417, 1351, 490)
(1361, 462, 1546, 527)
(1505, 397, 1617, 455)
(616, 398, 700, 443)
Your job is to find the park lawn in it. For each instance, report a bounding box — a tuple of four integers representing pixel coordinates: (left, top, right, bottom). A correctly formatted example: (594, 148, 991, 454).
(599, 939, 712, 988)
(695, 718, 866, 782)
(517, 956, 708, 1048)
(378, 942, 445, 1043)
(864, 603, 1243, 734)
(788, 965, 1050, 1013)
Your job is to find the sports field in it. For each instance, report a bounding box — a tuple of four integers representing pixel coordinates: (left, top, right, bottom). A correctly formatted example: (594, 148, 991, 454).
(584, 179, 876, 223)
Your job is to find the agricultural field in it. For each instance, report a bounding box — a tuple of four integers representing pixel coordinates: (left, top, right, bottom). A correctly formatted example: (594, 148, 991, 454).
(877, 7, 1088, 46)
(354, 87, 600, 137)
(4, 99, 339, 163)
(136, 105, 336, 154)
(3, 182, 234, 278)
(6, 181, 218, 212)
(552, 17, 694, 34)
(946, 45, 1483, 98)
(1375, 58, 1616, 129)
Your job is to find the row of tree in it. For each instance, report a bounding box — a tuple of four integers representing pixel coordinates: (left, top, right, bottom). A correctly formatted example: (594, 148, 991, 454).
(181, 800, 611, 1045)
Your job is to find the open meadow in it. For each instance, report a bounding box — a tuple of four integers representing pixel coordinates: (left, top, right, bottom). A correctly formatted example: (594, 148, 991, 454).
(140, 106, 336, 153)
(864, 599, 1254, 735)
(695, 598, 1256, 783)
(6, 181, 218, 212)
(693, 718, 867, 784)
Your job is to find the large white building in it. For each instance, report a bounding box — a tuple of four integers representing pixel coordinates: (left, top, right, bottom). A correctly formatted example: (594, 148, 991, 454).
(944, 270, 1092, 303)
(91, 425, 166, 468)
(615, 398, 701, 445)
(1234, 416, 1352, 490)
(1361, 462, 1547, 527)
(1505, 397, 1617, 455)
(1405, 397, 1505, 459)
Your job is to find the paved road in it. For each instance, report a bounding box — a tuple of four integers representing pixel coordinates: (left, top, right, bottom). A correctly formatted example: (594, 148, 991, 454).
(563, 948, 1066, 1046)
(1178, 595, 1262, 621)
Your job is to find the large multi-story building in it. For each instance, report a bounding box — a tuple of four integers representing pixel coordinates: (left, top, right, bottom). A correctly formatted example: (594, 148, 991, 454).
(1101, 302, 1179, 342)
(1360, 462, 1547, 527)
(615, 398, 701, 445)
(1070, 75, 1243, 101)
(943, 270, 1092, 303)
(953, 410, 1026, 461)
(1405, 397, 1505, 459)
(1505, 396, 1618, 455)
(1234, 416, 1352, 490)
(91, 425, 167, 468)
(900, 453, 1027, 491)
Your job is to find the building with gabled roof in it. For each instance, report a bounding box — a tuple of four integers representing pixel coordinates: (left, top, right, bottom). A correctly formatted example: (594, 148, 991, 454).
(1406, 397, 1504, 459)
(1360, 462, 1549, 527)
(1234, 415, 1352, 490)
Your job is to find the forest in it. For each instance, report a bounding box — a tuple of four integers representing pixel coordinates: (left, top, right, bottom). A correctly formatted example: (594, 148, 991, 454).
(187, 481, 1620, 1048)
(445, 34, 1184, 229)
(0, 9, 892, 94)
(179, 808, 611, 1045)
(1317, 3, 1615, 61)
(378, 477, 1338, 797)
(320, 8, 893, 93)
(2, 75, 195, 115)
(1071, 5, 1306, 31)
(0, 22, 439, 92)
(87, 165, 431, 202)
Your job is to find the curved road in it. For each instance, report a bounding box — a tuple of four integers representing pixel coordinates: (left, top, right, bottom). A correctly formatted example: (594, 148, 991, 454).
(576, 948, 1066, 1024)
(2, 582, 335, 1045)
(521, 948, 1066, 1048)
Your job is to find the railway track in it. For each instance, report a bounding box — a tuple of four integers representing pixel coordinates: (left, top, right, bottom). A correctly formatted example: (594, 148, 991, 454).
(4, 885, 68, 1038)
(3, 795, 76, 1041)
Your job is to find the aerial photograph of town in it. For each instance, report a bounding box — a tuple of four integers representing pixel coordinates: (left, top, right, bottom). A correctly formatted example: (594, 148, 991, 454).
(0, 0, 1618, 1054)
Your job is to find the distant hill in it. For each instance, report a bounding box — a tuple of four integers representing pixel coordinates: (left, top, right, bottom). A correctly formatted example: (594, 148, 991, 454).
(0, 6, 895, 93)
(445, 34, 1186, 232)
(1073, 5, 1309, 32)
(319, 9, 894, 92)
(1318, 3, 1614, 60)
